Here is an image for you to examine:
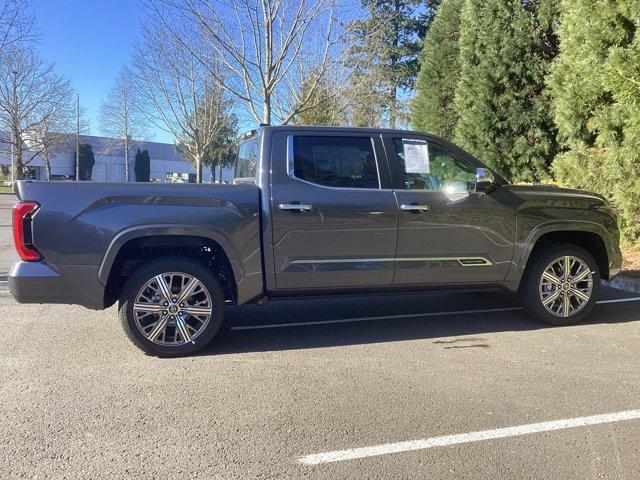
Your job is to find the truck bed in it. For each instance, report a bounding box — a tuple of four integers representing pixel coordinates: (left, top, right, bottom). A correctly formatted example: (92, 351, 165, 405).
(10, 181, 263, 308)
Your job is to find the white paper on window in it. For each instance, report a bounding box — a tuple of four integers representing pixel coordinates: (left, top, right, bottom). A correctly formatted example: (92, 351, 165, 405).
(403, 141, 429, 173)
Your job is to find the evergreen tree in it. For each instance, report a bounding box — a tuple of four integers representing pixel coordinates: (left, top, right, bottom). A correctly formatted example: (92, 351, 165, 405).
(344, 68, 387, 127)
(134, 148, 151, 182)
(174, 84, 237, 183)
(453, 0, 558, 182)
(351, 0, 439, 128)
(549, 0, 640, 245)
(199, 108, 238, 182)
(73, 143, 95, 181)
(207, 141, 237, 182)
(295, 72, 345, 126)
(411, 0, 464, 138)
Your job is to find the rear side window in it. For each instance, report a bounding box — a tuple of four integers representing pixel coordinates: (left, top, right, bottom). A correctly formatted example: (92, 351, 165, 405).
(234, 137, 259, 183)
(291, 136, 379, 189)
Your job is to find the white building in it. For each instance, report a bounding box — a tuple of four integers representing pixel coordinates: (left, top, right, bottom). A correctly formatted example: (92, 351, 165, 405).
(0, 134, 234, 183)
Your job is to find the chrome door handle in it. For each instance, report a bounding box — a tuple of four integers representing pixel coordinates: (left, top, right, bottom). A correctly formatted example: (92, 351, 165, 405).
(279, 203, 312, 212)
(400, 204, 430, 212)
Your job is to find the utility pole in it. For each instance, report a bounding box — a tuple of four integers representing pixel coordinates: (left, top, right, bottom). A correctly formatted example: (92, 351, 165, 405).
(75, 93, 80, 181)
(10, 130, 15, 185)
(11, 70, 18, 184)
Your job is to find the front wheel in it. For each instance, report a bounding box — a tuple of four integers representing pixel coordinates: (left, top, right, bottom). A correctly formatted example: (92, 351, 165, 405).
(119, 257, 225, 356)
(519, 243, 600, 325)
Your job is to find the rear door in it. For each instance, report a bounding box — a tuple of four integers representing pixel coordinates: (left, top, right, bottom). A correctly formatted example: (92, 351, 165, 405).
(383, 134, 516, 285)
(270, 130, 398, 290)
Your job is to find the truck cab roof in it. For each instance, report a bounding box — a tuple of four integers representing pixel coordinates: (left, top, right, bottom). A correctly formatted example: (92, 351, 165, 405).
(241, 125, 441, 142)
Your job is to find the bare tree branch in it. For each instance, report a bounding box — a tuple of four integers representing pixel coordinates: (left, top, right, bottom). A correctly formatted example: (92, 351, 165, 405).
(132, 11, 237, 183)
(0, 44, 74, 180)
(98, 66, 149, 182)
(143, 0, 372, 126)
(0, 0, 38, 54)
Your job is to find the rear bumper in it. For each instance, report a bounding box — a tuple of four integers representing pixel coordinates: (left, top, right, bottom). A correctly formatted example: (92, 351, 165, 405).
(8, 261, 105, 310)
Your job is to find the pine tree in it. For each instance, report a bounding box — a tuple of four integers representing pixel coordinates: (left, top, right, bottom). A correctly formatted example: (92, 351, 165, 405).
(344, 68, 387, 127)
(411, 0, 464, 138)
(350, 0, 439, 128)
(549, 0, 640, 245)
(453, 0, 558, 182)
(73, 143, 95, 181)
(134, 148, 151, 182)
(295, 72, 345, 126)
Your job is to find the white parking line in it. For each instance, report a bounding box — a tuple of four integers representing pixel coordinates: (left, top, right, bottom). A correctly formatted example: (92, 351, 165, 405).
(231, 296, 640, 331)
(297, 409, 640, 465)
(596, 296, 640, 304)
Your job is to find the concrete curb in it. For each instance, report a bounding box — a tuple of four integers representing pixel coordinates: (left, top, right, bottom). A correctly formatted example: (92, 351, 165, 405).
(603, 275, 640, 294)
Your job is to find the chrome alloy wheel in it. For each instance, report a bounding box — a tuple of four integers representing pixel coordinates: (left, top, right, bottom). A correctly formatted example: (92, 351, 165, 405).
(133, 272, 213, 345)
(539, 256, 593, 318)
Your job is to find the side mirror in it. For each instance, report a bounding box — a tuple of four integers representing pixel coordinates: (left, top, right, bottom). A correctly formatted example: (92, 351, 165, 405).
(475, 167, 495, 193)
(444, 180, 470, 202)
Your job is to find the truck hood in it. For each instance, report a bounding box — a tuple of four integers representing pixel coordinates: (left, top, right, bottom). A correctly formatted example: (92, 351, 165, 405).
(502, 184, 608, 207)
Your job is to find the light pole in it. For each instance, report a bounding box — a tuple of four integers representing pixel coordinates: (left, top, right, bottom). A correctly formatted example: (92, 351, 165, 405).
(10, 130, 15, 185)
(11, 70, 18, 184)
(75, 93, 80, 181)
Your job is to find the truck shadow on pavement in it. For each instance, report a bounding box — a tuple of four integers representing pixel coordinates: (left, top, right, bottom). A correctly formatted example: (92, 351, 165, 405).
(200, 289, 640, 356)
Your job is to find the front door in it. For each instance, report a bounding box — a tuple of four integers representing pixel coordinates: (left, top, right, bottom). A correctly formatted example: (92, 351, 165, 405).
(270, 131, 398, 290)
(384, 134, 516, 285)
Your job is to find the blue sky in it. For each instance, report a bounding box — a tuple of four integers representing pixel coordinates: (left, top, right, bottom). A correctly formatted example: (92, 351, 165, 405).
(32, 0, 173, 143)
(30, 1, 375, 142)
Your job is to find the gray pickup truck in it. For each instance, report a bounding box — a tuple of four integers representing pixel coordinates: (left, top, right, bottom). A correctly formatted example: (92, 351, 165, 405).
(10, 126, 622, 356)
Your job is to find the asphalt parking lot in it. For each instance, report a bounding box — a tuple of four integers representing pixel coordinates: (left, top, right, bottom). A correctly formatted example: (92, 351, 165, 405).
(1, 193, 639, 479)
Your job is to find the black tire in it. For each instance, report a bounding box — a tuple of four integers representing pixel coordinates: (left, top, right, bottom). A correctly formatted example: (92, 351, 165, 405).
(519, 243, 600, 325)
(119, 256, 225, 356)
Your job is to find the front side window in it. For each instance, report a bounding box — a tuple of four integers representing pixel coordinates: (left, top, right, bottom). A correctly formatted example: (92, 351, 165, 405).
(393, 138, 482, 193)
(234, 137, 259, 183)
(291, 136, 379, 189)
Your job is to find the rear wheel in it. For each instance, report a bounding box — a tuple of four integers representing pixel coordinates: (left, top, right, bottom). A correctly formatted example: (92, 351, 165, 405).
(119, 257, 225, 356)
(519, 243, 600, 325)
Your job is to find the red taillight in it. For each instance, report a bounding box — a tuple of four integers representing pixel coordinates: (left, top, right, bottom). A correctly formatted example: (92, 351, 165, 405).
(12, 201, 41, 261)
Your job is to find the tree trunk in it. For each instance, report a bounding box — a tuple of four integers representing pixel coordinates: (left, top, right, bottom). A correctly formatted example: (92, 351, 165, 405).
(45, 159, 52, 181)
(12, 129, 25, 180)
(388, 0, 400, 129)
(263, 94, 271, 125)
(124, 137, 130, 182)
(389, 87, 397, 129)
(15, 150, 25, 180)
(196, 156, 202, 183)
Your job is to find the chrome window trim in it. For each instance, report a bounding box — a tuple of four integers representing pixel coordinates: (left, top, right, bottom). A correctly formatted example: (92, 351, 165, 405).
(286, 134, 383, 191)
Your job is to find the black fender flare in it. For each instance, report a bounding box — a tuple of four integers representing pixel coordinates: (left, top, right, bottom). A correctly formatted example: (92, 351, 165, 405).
(516, 220, 611, 273)
(97, 224, 243, 287)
